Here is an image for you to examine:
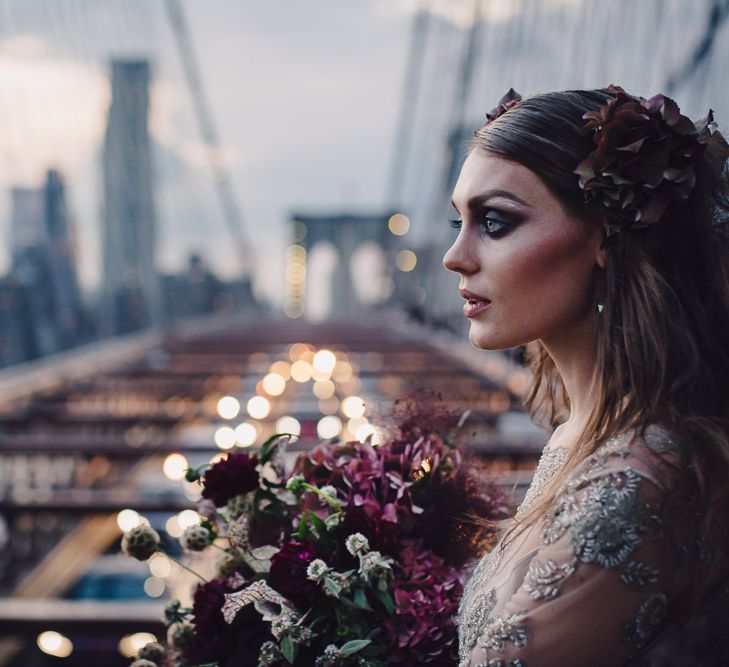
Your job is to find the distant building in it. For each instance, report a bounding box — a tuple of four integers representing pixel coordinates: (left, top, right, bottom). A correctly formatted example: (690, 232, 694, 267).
(0, 171, 91, 366)
(101, 59, 161, 335)
(44, 169, 92, 348)
(160, 254, 259, 321)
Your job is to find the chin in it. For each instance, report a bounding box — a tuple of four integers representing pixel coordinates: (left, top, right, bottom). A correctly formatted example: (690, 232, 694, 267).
(468, 322, 526, 352)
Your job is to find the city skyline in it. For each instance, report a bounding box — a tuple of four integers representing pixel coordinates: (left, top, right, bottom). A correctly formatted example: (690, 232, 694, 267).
(0, 0, 417, 309)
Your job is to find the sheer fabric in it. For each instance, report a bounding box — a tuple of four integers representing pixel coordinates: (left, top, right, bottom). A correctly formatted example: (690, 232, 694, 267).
(457, 424, 726, 666)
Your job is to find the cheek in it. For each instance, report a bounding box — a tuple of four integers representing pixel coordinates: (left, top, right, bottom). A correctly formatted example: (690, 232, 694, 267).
(490, 231, 596, 318)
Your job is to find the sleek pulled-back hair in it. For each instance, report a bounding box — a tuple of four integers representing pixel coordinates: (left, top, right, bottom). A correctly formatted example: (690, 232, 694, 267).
(471, 88, 729, 651)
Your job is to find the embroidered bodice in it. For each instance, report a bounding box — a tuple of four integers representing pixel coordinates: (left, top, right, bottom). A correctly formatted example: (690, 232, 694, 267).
(456, 423, 722, 666)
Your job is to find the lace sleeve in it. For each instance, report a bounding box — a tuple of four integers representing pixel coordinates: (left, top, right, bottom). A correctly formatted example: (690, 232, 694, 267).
(466, 451, 691, 667)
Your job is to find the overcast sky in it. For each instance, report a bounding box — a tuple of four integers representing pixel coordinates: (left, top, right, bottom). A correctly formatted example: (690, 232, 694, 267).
(0, 0, 428, 309)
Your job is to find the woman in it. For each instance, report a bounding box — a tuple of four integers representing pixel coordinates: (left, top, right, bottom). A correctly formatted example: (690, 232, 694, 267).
(443, 86, 729, 666)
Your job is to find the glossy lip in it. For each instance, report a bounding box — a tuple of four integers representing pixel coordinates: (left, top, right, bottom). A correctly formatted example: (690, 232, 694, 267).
(463, 300, 491, 318)
(459, 288, 491, 303)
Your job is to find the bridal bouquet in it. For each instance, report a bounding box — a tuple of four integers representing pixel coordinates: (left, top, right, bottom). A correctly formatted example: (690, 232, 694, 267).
(121, 396, 509, 667)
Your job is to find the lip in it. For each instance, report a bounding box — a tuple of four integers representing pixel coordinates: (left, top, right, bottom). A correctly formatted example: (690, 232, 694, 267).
(463, 300, 492, 318)
(460, 288, 491, 303)
(460, 288, 492, 318)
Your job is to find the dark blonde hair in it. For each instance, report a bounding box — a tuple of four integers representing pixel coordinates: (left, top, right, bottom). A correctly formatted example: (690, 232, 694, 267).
(471, 88, 729, 636)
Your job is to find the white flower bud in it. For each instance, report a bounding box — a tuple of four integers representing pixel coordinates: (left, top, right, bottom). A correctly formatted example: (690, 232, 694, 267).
(345, 532, 369, 556)
(306, 558, 329, 582)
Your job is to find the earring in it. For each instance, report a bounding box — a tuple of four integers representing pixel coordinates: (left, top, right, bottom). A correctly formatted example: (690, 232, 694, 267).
(597, 301, 604, 314)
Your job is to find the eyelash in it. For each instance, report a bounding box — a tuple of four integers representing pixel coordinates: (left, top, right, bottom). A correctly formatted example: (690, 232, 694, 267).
(448, 214, 511, 237)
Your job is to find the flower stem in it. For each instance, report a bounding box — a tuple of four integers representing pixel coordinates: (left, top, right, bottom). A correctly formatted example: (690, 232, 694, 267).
(158, 550, 208, 584)
(303, 482, 343, 511)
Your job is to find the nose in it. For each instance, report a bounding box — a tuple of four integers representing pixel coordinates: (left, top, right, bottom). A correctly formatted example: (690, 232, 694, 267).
(443, 233, 477, 275)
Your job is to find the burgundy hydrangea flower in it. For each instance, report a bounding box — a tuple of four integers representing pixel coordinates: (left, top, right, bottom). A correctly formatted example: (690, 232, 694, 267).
(268, 541, 325, 609)
(382, 539, 463, 664)
(575, 84, 717, 229)
(485, 87, 522, 123)
(202, 451, 259, 507)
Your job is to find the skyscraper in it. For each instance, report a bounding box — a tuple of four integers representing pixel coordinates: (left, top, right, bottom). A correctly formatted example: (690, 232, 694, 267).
(101, 59, 161, 335)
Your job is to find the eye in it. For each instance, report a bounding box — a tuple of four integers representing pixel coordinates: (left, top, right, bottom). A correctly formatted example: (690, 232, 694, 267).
(448, 212, 514, 237)
(481, 216, 508, 236)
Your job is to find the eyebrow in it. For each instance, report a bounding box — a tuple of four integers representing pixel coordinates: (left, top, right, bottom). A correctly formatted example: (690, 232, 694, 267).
(450, 189, 531, 213)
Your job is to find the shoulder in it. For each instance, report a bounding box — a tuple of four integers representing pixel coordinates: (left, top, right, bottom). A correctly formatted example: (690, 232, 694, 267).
(572, 422, 687, 492)
(542, 422, 695, 562)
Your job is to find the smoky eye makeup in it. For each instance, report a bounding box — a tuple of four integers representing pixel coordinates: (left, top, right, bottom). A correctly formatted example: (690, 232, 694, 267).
(448, 206, 523, 238)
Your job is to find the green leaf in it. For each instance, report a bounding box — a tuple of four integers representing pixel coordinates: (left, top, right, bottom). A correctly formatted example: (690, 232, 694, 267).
(352, 588, 374, 611)
(307, 510, 327, 539)
(374, 589, 395, 615)
(296, 514, 310, 541)
(281, 636, 296, 664)
(259, 433, 290, 464)
(340, 639, 372, 657)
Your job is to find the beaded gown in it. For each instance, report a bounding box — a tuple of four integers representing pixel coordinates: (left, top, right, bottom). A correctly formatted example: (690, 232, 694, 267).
(456, 423, 728, 667)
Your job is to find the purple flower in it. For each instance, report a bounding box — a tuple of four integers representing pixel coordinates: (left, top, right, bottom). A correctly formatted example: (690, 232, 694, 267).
(268, 542, 326, 609)
(382, 539, 463, 664)
(575, 84, 717, 228)
(202, 452, 259, 507)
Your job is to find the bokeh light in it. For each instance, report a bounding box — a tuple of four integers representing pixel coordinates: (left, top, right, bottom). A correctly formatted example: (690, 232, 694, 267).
(163, 453, 188, 481)
(246, 395, 271, 419)
(388, 213, 410, 235)
(149, 553, 172, 578)
(262, 372, 286, 396)
(235, 422, 258, 447)
(216, 395, 241, 419)
(177, 510, 201, 530)
(395, 249, 417, 272)
(116, 509, 144, 532)
(37, 631, 73, 658)
(313, 380, 335, 400)
(118, 633, 158, 658)
(317, 415, 342, 439)
(313, 349, 336, 374)
(275, 415, 301, 437)
(269, 360, 291, 380)
(144, 576, 165, 598)
(165, 515, 183, 538)
(290, 359, 313, 383)
(341, 395, 366, 418)
(214, 426, 237, 450)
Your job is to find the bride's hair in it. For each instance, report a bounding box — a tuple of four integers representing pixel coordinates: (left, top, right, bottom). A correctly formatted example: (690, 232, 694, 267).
(472, 88, 729, 631)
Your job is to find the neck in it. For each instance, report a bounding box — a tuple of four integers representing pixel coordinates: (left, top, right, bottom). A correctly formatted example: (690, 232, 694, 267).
(540, 313, 599, 435)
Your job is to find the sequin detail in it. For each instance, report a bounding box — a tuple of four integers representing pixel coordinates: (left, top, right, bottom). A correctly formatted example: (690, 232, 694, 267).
(478, 610, 529, 652)
(457, 425, 685, 665)
(523, 557, 576, 600)
(623, 592, 668, 651)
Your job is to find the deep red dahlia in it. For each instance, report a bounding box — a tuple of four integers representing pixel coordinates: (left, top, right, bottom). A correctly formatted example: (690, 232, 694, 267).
(202, 451, 259, 507)
(268, 541, 325, 609)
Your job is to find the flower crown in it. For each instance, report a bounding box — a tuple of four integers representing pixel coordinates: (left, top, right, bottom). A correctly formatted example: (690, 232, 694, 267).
(484, 85, 718, 235)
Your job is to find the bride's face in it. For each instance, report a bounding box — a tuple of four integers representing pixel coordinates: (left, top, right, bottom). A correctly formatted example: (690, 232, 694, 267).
(443, 151, 605, 351)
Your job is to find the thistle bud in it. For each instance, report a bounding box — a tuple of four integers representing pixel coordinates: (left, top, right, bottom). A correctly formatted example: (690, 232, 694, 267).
(122, 525, 161, 561)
